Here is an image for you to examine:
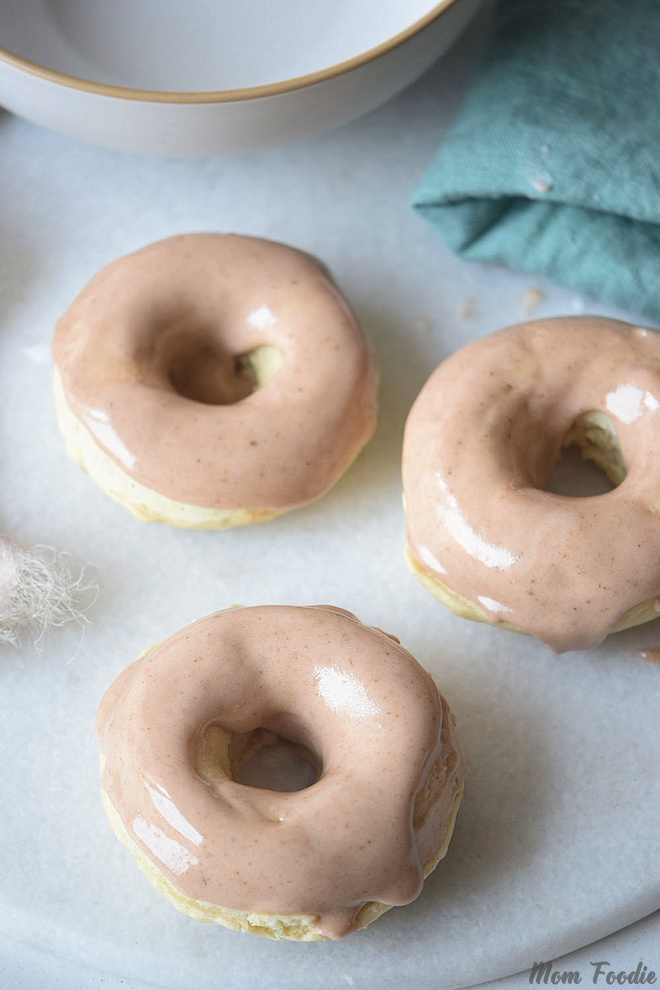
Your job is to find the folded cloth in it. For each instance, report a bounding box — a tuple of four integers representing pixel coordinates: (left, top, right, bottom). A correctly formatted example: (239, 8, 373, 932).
(412, 0, 660, 320)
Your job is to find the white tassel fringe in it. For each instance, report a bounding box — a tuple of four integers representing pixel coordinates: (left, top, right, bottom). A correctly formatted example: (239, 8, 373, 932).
(0, 537, 94, 646)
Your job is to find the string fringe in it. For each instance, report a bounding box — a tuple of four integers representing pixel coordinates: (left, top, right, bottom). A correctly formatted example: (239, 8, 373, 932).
(0, 537, 96, 646)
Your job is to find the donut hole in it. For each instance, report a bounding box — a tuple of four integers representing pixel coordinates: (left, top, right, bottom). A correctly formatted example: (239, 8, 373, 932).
(232, 729, 321, 792)
(167, 338, 283, 405)
(195, 724, 321, 793)
(544, 411, 626, 496)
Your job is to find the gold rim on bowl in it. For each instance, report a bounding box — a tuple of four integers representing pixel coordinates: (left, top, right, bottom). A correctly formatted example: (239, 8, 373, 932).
(0, 0, 464, 103)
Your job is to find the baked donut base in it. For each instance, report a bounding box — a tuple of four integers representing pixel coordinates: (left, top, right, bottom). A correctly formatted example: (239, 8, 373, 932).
(405, 409, 660, 644)
(54, 362, 373, 530)
(99, 764, 463, 942)
(53, 366, 286, 530)
(405, 543, 658, 641)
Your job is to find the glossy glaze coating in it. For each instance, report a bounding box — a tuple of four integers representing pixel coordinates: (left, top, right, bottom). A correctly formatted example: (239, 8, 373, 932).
(403, 317, 660, 652)
(96, 605, 465, 939)
(53, 234, 378, 510)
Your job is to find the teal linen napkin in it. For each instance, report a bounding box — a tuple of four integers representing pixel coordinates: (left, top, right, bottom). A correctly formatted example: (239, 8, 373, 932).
(413, 0, 660, 320)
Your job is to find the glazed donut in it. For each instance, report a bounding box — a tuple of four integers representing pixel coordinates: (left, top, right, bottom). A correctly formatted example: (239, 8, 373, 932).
(403, 316, 660, 653)
(52, 234, 378, 528)
(96, 605, 465, 941)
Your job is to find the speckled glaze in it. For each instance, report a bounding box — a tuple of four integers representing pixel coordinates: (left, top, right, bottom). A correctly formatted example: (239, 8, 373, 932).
(403, 317, 660, 652)
(52, 234, 378, 511)
(96, 605, 465, 939)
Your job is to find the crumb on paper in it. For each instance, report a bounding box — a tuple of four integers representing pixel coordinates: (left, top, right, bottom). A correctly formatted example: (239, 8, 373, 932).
(458, 298, 476, 320)
(522, 288, 545, 315)
(413, 317, 432, 337)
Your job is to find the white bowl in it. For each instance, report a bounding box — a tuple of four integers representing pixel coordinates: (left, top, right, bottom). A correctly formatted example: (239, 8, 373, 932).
(0, 0, 482, 156)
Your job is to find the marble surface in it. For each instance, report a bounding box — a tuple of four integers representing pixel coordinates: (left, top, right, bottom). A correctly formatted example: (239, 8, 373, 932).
(0, 13, 658, 990)
(3, 912, 659, 989)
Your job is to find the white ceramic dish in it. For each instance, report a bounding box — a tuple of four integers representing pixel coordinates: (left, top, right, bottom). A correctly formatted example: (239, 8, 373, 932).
(0, 0, 482, 156)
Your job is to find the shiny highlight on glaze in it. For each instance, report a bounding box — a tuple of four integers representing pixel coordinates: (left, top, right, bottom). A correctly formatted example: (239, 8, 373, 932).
(96, 605, 465, 939)
(53, 233, 378, 513)
(403, 317, 660, 652)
